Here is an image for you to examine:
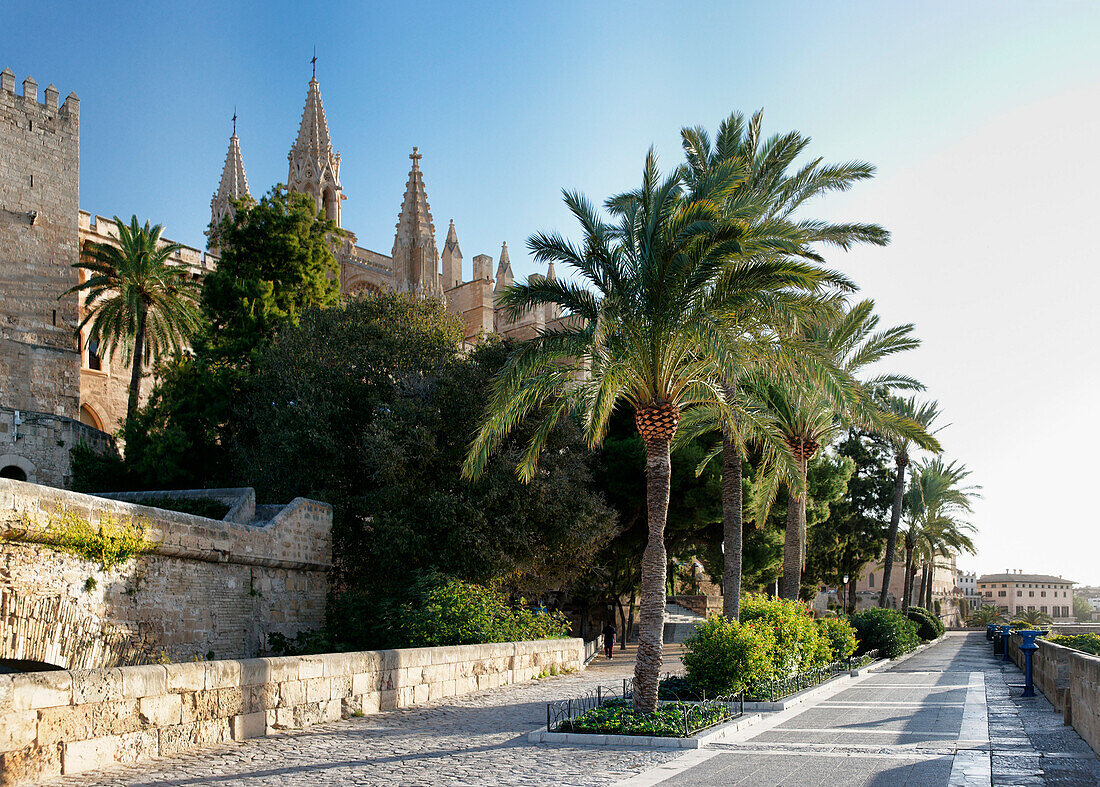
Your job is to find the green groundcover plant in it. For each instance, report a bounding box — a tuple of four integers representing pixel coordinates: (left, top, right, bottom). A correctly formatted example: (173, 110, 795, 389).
(1047, 633, 1100, 656)
(559, 698, 731, 737)
(850, 607, 920, 658)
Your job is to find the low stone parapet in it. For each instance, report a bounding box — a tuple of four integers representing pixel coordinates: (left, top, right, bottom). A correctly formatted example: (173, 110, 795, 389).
(0, 637, 583, 784)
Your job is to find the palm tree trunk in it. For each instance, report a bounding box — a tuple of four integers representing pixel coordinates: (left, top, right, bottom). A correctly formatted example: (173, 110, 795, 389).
(623, 593, 635, 652)
(879, 456, 907, 607)
(902, 545, 914, 610)
(126, 302, 148, 422)
(634, 434, 672, 715)
(918, 563, 929, 609)
(925, 562, 934, 609)
(780, 459, 807, 600)
(721, 420, 743, 620)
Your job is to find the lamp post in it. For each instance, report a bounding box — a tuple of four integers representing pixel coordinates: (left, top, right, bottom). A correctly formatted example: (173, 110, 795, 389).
(842, 574, 849, 615)
(1018, 629, 1048, 697)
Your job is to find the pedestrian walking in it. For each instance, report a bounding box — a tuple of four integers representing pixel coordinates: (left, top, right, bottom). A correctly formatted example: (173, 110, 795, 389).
(602, 622, 616, 659)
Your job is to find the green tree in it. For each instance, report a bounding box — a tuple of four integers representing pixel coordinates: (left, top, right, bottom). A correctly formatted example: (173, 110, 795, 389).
(878, 396, 942, 607)
(677, 109, 888, 620)
(66, 216, 201, 420)
(967, 605, 1005, 626)
(203, 186, 341, 363)
(463, 151, 801, 714)
(1013, 608, 1053, 628)
(1074, 596, 1093, 622)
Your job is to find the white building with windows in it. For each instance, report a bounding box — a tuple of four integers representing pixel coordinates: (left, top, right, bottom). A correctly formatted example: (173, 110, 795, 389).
(976, 570, 1075, 621)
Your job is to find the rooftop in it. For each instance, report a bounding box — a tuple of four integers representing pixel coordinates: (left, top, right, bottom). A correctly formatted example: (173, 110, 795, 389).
(977, 572, 1075, 585)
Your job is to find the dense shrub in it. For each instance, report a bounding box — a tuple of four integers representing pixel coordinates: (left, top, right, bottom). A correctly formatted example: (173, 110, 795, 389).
(817, 617, 859, 660)
(1048, 633, 1100, 656)
(739, 594, 831, 675)
(850, 607, 920, 658)
(682, 615, 776, 697)
(905, 606, 945, 640)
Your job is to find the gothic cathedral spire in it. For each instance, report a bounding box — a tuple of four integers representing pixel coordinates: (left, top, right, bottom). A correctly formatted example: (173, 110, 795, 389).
(442, 219, 463, 290)
(392, 147, 442, 296)
(208, 118, 250, 243)
(288, 74, 343, 226)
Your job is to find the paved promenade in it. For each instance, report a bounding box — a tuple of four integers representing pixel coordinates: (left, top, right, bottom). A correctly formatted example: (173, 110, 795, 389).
(42, 634, 1100, 786)
(636, 632, 1100, 786)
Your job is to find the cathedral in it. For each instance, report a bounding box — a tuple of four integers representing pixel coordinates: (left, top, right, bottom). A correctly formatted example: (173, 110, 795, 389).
(0, 67, 563, 488)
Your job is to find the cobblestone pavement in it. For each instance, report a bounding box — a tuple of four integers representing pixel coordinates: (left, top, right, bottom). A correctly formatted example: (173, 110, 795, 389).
(652, 632, 1100, 786)
(47, 645, 686, 786)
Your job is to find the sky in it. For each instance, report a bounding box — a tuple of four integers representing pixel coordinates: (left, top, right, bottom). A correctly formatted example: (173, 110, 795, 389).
(4, 1, 1099, 583)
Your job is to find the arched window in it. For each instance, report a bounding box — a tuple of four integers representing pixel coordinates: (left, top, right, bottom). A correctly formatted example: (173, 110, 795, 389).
(323, 188, 337, 223)
(85, 336, 102, 371)
(868, 573, 875, 588)
(79, 404, 104, 431)
(0, 465, 27, 481)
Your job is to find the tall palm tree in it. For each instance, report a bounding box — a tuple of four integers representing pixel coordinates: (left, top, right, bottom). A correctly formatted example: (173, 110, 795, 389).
(66, 216, 201, 421)
(878, 396, 942, 607)
(463, 151, 802, 714)
(750, 300, 937, 600)
(902, 458, 980, 608)
(678, 111, 889, 620)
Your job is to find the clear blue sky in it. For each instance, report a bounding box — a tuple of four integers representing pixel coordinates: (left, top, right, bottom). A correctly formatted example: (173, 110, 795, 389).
(5, 1, 1100, 582)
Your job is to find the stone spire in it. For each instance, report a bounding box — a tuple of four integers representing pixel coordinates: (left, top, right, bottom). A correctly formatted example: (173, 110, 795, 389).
(544, 261, 562, 321)
(288, 75, 343, 226)
(441, 219, 463, 290)
(495, 242, 514, 293)
(208, 117, 251, 242)
(392, 147, 442, 297)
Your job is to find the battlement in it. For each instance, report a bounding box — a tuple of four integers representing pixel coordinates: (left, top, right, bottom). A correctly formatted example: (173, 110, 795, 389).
(0, 66, 78, 119)
(79, 210, 219, 273)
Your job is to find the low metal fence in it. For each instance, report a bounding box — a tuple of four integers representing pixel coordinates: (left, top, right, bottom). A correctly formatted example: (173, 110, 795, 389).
(746, 649, 883, 702)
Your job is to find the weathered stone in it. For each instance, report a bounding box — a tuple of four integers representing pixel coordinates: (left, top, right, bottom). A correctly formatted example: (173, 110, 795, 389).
(11, 671, 72, 710)
(0, 741, 63, 784)
(217, 686, 244, 717)
(71, 668, 124, 704)
(297, 656, 324, 680)
(62, 734, 119, 775)
(304, 677, 330, 703)
(179, 690, 220, 724)
(205, 660, 241, 690)
(0, 709, 37, 753)
(165, 662, 206, 693)
(138, 693, 182, 727)
(157, 719, 228, 757)
(121, 664, 167, 698)
(230, 712, 267, 741)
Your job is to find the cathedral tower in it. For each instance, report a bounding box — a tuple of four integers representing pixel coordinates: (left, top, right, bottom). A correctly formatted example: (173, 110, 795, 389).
(441, 219, 462, 290)
(392, 148, 442, 296)
(288, 75, 343, 226)
(208, 116, 250, 239)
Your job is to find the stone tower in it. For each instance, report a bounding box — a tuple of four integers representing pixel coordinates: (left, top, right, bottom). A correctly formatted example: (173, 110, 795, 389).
(494, 242, 514, 293)
(441, 219, 462, 290)
(392, 148, 442, 296)
(287, 75, 342, 226)
(208, 118, 250, 238)
(0, 67, 81, 418)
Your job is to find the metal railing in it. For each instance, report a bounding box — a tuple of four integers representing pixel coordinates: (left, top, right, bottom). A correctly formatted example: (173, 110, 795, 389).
(746, 650, 882, 702)
(582, 634, 604, 666)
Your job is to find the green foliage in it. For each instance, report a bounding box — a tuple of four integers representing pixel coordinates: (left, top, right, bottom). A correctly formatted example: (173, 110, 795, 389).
(904, 606, 945, 640)
(967, 605, 1006, 626)
(203, 187, 341, 363)
(8, 507, 153, 571)
(816, 617, 858, 660)
(739, 593, 831, 675)
(682, 615, 776, 697)
(1011, 608, 1053, 628)
(560, 698, 731, 737)
(1074, 596, 1093, 622)
(131, 496, 230, 520)
(1047, 633, 1100, 656)
(850, 607, 920, 658)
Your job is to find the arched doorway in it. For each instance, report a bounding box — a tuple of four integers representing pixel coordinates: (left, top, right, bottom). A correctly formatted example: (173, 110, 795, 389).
(79, 404, 104, 431)
(0, 465, 27, 481)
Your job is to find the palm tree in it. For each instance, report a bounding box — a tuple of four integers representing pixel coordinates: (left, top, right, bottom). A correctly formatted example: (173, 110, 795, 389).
(678, 111, 889, 620)
(66, 216, 201, 421)
(878, 397, 942, 607)
(462, 151, 800, 714)
(749, 300, 937, 600)
(968, 605, 1005, 626)
(1013, 608, 1053, 628)
(902, 458, 980, 607)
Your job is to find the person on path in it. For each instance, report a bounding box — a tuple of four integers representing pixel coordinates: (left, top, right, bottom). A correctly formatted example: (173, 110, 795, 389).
(602, 622, 616, 659)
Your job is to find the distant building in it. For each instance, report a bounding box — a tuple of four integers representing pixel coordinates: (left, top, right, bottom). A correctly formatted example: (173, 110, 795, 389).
(976, 570, 1075, 621)
(957, 570, 981, 612)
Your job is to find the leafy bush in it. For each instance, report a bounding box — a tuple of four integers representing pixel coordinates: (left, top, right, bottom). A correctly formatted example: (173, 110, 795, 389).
(905, 606, 944, 640)
(850, 607, 920, 658)
(817, 617, 858, 660)
(6, 507, 153, 571)
(682, 615, 776, 697)
(739, 594, 831, 675)
(1047, 633, 1100, 656)
(560, 698, 730, 737)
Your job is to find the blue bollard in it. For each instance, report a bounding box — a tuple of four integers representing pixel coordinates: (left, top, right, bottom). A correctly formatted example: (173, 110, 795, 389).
(1018, 629, 1049, 698)
(986, 623, 996, 641)
(999, 625, 1013, 662)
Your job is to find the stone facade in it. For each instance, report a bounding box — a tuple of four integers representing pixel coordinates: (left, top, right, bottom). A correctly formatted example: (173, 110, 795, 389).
(0, 65, 572, 487)
(0, 406, 116, 489)
(977, 570, 1076, 621)
(0, 637, 584, 784)
(0, 479, 331, 671)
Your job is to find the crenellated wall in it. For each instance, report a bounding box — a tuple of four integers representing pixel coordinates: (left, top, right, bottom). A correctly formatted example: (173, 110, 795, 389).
(0, 480, 331, 671)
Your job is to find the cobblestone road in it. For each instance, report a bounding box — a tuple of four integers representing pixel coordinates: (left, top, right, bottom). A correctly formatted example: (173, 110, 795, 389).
(47, 646, 685, 786)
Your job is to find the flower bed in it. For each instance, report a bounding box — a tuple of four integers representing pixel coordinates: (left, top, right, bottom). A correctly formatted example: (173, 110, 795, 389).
(556, 698, 734, 738)
(1047, 633, 1100, 656)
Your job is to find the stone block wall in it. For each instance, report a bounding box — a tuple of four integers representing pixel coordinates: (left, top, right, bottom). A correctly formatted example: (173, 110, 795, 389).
(0, 69, 80, 420)
(1070, 649, 1100, 757)
(0, 406, 116, 489)
(0, 479, 331, 670)
(0, 638, 584, 784)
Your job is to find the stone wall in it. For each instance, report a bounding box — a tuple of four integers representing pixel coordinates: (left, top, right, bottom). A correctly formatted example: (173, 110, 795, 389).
(0, 406, 116, 489)
(1008, 634, 1100, 756)
(0, 68, 81, 421)
(0, 638, 584, 784)
(0, 480, 330, 670)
